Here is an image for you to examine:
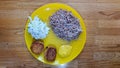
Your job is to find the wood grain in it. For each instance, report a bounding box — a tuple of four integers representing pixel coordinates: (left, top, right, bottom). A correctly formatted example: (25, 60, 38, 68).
(0, 0, 120, 68)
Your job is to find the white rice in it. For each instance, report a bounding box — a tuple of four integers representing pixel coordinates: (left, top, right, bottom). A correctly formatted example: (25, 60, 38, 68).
(28, 16, 50, 39)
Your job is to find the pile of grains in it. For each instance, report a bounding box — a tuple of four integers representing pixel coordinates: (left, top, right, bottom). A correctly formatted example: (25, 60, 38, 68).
(28, 16, 50, 39)
(50, 9, 82, 41)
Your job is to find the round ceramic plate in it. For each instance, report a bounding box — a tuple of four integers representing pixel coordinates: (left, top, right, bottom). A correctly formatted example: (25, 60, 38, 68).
(25, 3, 86, 65)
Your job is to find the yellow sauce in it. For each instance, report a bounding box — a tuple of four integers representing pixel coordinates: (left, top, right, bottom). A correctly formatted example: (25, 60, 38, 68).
(58, 45, 72, 57)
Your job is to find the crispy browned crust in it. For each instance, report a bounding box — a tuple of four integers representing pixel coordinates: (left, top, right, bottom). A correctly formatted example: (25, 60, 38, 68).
(31, 40, 44, 54)
(44, 46, 57, 61)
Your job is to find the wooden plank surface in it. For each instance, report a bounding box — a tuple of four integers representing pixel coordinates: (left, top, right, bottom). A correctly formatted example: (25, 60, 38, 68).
(0, 0, 120, 68)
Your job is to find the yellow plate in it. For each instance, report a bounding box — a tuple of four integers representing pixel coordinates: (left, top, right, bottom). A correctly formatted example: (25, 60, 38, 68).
(24, 3, 86, 65)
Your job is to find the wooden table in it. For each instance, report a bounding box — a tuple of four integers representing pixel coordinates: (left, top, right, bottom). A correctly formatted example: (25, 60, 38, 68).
(0, 0, 120, 68)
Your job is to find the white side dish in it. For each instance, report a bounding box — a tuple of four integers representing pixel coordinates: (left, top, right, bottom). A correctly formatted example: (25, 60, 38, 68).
(28, 16, 50, 39)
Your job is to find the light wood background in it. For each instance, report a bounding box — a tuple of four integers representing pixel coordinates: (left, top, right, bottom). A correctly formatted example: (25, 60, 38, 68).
(0, 0, 120, 68)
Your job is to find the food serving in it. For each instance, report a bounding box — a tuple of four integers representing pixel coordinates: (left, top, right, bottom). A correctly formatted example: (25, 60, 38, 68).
(28, 16, 50, 39)
(50, 9, 82, 41)
(44, 46, 57, 61)
(31, 40, 44, 54)
(58, 45, 72, 57)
